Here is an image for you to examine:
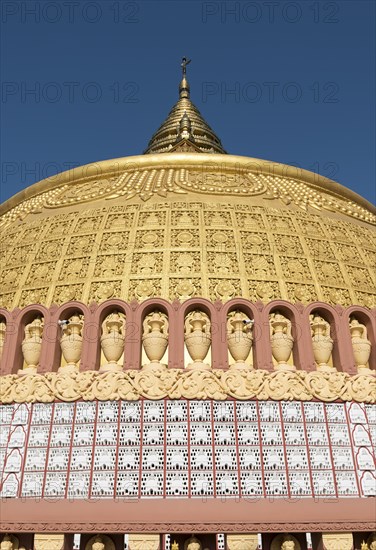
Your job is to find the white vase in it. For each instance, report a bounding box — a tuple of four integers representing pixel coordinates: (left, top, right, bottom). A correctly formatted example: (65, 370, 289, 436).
(350, 324, 372, 373)
(142, 313, 168, 370)
(100, 314, 124, 372)
(20, 319, 44, 375)
(185, 313, 211, 371)
(270, 315, 295, 371)
(227, 313, 253, 370)
(311, 317, 334, 372)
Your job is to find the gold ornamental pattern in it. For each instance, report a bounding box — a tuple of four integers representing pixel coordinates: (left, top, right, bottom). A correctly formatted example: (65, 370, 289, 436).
(0, 369, 375, 404)
(1, 202, 375, 309)
(1, 158, 375, 229)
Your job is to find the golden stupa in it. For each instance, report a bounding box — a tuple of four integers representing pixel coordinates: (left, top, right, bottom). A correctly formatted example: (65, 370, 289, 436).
(1, 59, 375, 310)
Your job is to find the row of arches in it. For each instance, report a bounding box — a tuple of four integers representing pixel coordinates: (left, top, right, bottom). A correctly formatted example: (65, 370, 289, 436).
(0, 299, 375, 376)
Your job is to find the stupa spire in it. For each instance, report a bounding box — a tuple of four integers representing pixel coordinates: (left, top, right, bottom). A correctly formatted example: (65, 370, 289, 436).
(143, 58, 226, 154)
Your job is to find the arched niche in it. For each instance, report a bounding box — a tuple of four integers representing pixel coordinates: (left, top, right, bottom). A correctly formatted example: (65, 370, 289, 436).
(52, 301, 89, 373)
(10, 305, 48, 374)
(345, 305, 376, 373)
(136, 298, 173, 370)
(305, 302, 343, 372)
(90, 299, 131, 371)
(264, 300, 303, 372)
(222, 298, 260, 369)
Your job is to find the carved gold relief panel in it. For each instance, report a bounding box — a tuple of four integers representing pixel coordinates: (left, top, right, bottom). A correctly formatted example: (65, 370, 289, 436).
(19, 287, 50, 308)
(170, 229, 200, 248)
(132, 252, 164, 275)
(313, 260, 345, 286)
(207, 252, 239, 275)
(67, 234, 96, 256)
(235, 211, 265, 230)
(89, 280, 123, 302)
(35, 238, 65, 261)
(52, 284, 85, 304)
(240, 232, 270, 254)
(171, 209, 199, 225)
(244, 254, 277, 280)
(169, 278, 202, 300)
(105, 212, 135, 230)
(248, 280, 281, 302)
(209, 278, 242, 301)
(129, 278, 162, 301)
(321, 286, 352, 306)
(59, 257, 90, 281)
(285, 283, 317, 303)
(170, 251, 201, 274)
(206, 229, 235, 249)
(135, 230, 165, 249)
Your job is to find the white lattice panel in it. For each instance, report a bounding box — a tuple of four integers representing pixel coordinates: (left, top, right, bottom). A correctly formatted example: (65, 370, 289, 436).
(0, 399, 375, 500)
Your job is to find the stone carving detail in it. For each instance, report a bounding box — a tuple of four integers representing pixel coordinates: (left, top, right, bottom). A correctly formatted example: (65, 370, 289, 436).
(226, 535, 258, 550)
(285, 283, 316, 304)
(171, 252, 199, 274)
(246, 255, 277, 279)
(271, 534, 300, 550)
(322, 287, 352, 307)
(270, 312, 295, 371)
(361, 533, 376, 550)
(130, 280, 159, 301)
(310, 314, 334, 372)
(53, 284, 84, 304)
(5, 366, 372, 404)
(170, 279, 200, 301)
(90, 281, 122, 302)
(1, 201, 376, 308)
(249, 281, 280, 302)
(100, 312, 126, 372)
(142, 311, 169, 370)
(184, 311, 211, 371)
(128, 534, 159, 550)
(59, 314, 84, 373)
(322, 533, 353, 550)
(21, 317, 44, 375)
(349, 317, 372, 373)
(85, 535, 115, 550)
(227, 311, 253, 370)
(212, 279, 239, 302)
(0, 535, 18, 550)
(34, 534, 64, 550)
(67, 234, 95, 256)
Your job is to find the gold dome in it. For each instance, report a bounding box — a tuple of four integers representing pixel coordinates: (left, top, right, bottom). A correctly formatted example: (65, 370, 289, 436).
(1, 152, 375, 309)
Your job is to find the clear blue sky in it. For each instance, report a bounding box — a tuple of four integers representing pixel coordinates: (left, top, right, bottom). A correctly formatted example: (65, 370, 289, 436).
(1, 0, 375, 204)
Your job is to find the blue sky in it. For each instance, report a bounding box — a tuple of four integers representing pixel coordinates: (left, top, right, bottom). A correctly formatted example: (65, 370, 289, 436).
(1, 0, 375, 204)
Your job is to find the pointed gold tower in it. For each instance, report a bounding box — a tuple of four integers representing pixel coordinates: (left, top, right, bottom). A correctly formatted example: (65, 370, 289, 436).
(144, 57, 226, 154)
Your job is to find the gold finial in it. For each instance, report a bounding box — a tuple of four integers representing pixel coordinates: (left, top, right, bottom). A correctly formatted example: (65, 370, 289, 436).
(179, 57, 191, 98)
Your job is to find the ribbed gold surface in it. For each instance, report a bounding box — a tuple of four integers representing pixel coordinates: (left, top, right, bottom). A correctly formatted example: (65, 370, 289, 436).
(0, 154, 375, 309)
(144, 97, 226, 154)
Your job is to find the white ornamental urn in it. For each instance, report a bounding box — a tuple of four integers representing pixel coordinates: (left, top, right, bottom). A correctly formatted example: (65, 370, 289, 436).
(227, 312, 253, 370)
(185, 311, 211, 370)
(270, 312, 295, 371)
(100, 312, 125, 372)
(59, 314, 84, 373)
(20, 318, 44, 375)
(310, 315, 334, 372)
(142, 311, 168, 370)
(349, 318, 372, 374)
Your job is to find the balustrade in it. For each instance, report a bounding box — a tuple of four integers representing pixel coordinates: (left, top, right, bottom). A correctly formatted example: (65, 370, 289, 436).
(0, 300, 374, 376)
